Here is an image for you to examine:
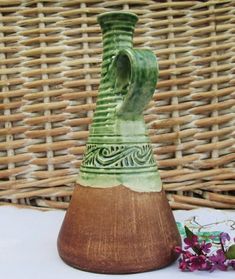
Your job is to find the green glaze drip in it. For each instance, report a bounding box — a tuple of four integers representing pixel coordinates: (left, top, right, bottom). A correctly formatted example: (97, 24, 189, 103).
(77, 11, 162, 192)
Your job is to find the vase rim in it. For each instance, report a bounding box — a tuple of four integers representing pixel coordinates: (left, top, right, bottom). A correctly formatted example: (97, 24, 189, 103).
(97, 11, 138, 24)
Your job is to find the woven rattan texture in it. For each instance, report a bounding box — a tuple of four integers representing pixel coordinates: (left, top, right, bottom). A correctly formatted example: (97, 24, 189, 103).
(0, 0, 234, 210)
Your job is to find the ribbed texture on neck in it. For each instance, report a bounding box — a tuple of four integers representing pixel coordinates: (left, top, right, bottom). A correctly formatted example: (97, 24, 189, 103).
(91, 12, 137, 129)
(99, 12, 137, 79)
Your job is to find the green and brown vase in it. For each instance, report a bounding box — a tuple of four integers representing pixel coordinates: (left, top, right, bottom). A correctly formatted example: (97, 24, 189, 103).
(57, 11, 181, 274)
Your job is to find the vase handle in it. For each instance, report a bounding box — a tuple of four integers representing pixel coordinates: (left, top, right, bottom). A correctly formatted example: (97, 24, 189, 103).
(110, 48, 158, 118)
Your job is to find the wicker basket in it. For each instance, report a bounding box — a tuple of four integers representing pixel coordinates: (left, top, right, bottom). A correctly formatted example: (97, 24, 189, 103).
(0, 0, 234, 210)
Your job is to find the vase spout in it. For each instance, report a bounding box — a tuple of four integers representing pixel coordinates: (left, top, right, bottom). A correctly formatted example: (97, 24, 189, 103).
(98, 12, 138, 80)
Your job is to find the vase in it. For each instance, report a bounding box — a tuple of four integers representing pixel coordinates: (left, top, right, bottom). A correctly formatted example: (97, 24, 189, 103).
(57, 11, 181, 274)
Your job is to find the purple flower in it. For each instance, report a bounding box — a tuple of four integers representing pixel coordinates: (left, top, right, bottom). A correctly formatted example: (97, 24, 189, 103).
(179, 258, 188, 271)
(200, 240, 212, 253)
(178, 251, 194, 271)
(184, 235, 199, 249)
(189, 255, 208, 271)
(209, 249, 228, 272)
(174, 246, 183, 254)
(220, 232, 230, 245)
(229, 260, 235, 270)
(182, 250, 194, 259)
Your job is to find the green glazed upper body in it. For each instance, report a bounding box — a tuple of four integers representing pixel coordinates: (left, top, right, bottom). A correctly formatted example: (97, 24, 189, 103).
(77, 12, 162, 192)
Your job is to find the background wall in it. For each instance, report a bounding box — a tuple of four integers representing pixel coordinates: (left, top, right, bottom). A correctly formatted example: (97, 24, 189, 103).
(0, 0, 234, 209)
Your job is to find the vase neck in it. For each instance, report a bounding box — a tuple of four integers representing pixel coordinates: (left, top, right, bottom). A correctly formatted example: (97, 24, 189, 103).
(90, 12, 138, 134)
(98, 12, 138, 78)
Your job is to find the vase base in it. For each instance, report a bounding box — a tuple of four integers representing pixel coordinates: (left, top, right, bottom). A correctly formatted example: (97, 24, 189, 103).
(57, 184, 181, 274)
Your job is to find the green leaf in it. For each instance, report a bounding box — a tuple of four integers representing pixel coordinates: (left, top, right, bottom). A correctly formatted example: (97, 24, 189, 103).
(184, 226, 201, 255)
(184, 226, 196, 238)
(226, 244, 235, 259)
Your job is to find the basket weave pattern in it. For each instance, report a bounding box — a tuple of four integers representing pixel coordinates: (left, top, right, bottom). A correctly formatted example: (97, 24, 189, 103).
(0, 0, 234, 210)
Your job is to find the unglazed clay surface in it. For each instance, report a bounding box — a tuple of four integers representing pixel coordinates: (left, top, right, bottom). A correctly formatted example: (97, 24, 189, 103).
(58, 184, 181, 274)
(77, 11, 162, 192)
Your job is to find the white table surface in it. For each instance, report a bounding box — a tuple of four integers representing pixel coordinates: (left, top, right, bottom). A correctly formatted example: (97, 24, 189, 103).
(0, 206, 234, 279)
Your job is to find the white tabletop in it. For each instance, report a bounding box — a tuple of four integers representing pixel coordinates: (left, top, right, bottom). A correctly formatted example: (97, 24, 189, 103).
(0, 206, 234, 279)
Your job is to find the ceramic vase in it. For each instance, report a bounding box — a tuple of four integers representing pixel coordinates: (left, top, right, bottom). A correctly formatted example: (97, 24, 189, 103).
(57, 11, 181, 274)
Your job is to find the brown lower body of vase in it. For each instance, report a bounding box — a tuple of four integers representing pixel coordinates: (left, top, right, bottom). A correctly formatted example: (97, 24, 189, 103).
(57, 184, 181, 274)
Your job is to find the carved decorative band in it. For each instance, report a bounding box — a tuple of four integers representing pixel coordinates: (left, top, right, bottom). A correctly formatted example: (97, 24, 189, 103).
(81, 143, 156, 169)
